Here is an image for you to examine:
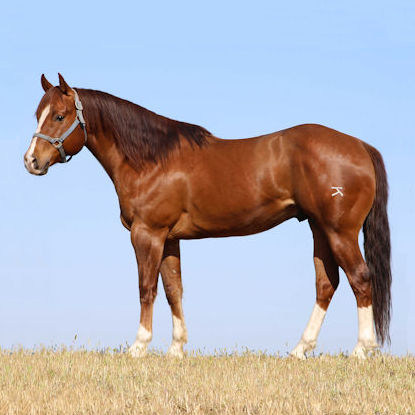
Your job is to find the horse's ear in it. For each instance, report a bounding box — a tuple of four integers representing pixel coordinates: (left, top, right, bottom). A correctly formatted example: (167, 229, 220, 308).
(41, 74, 53, 92)
(58, 73, 71, 95)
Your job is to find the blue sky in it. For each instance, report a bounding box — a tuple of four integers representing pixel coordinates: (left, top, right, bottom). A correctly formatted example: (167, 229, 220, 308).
(0, 1, 414, 355)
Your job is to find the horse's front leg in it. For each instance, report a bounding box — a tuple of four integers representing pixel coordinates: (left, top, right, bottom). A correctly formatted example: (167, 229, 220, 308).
(160, 239, 188, 358)
(129, 223, 167, 357)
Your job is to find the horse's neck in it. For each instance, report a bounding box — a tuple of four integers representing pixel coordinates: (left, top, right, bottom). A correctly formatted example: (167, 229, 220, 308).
(85, 130, 126, 182)
(85, 128, 160, 193)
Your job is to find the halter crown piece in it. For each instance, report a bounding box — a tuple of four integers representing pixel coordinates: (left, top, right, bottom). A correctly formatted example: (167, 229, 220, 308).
(32, 89, 87, 163)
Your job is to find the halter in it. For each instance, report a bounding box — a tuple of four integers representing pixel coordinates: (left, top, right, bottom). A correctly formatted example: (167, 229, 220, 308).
(32, 89, 87, 163)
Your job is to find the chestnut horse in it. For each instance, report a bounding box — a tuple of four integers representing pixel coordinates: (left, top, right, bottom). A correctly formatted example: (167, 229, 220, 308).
(24, 74, 391, 359)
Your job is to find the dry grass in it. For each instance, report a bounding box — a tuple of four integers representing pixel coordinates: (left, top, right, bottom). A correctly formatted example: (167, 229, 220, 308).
(0, 348, 414, 415)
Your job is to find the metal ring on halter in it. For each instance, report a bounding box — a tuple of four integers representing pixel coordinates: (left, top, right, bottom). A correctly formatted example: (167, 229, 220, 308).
(32, 89, 87, 163)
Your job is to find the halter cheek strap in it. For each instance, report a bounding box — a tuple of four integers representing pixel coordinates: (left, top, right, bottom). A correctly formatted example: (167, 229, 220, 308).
(32, 89, 87, 163)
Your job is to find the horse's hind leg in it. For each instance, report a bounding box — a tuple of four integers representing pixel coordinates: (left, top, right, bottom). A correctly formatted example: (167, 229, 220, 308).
(327, 230, 378, 358)
(290, 222, 339, 359)
(160, 239, 188, 358)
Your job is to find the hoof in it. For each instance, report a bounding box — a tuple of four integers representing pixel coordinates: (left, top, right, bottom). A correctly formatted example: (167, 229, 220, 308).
(290, 340, 315, 360)
(351, 345, 367, 359)
(289, 349, 307, 360)
(167, 342, 185, 359)
(129, 342, 148, 358)
(351, 342, 378, 359)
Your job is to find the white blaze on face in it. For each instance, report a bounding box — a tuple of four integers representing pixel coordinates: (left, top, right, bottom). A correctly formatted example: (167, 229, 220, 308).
(35, 105, 50, 134)
(26, 105, 51, 165)
(26, 136, 38, 161)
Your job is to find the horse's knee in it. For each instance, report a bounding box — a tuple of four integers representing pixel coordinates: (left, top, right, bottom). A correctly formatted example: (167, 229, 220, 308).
(162, 271, 182, 302)
(140, 285, 158, 305)
(165, 286, 183, 306)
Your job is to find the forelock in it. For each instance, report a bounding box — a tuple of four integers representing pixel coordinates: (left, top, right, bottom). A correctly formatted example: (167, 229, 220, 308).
(36, 88, 64, 118)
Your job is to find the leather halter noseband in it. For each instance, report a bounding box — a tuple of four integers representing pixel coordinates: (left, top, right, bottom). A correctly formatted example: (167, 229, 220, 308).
(32, 89, 87, 163)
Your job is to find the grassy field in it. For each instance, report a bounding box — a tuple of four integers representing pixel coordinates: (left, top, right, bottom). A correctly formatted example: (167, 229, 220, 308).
(0, 349, 413, 415)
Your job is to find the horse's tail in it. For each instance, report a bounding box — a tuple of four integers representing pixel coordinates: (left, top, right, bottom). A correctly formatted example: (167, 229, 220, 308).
(362, 142, 392, 345)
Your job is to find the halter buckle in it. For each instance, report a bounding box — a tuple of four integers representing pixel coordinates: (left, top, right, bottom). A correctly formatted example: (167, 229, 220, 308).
(74, 96, 83, 111)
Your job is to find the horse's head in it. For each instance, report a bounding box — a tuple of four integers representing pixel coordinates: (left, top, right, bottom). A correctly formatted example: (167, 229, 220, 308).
(24, 74, 87, 175)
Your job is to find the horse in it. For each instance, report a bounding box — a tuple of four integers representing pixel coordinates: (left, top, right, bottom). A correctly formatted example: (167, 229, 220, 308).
(24, 74, 391, 359)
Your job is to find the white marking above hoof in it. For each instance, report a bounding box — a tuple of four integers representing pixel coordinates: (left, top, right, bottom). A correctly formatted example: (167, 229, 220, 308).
(172, 315, 188, 344)
(290, 303, 326, 359)
(128, 324, 152, 357)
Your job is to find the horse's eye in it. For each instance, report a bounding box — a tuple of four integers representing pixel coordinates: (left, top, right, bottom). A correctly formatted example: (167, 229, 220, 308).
(56, 115, 64, 121)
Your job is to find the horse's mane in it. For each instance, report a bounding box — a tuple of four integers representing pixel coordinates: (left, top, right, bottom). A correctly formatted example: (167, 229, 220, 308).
(76, 88, 211, 167)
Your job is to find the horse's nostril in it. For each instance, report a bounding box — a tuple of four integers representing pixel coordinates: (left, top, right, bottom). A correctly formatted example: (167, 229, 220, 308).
(32, 157, 38, 169)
